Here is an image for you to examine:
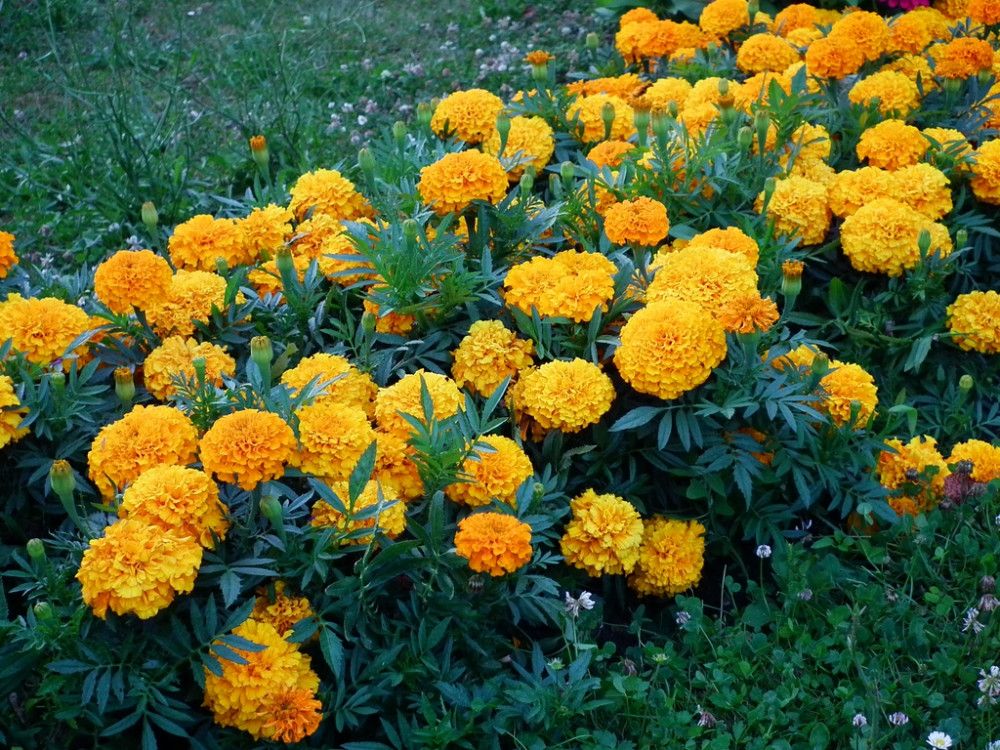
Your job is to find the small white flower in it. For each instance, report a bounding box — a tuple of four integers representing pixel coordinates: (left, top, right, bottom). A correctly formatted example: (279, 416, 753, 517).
(852, 713, 867, 728)
(756, 544, 772, 559)
(978, 665, 1000, 706)
(675, 610, 691, 626)
(888, 712, 909, 726)
(564, 591, 595, 617)
(927, 731, 953, 748)
(987, 740, 1000, 750)
(356, 115, 368, 126)
(994, 512, 1000, 527)
(963, 607, 984, 634)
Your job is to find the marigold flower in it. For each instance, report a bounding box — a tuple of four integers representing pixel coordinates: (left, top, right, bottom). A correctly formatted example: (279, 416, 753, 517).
(933, 0, 969, 16)
(586, 140, 636, 168)
(755, 175, 831, 245)
(374, 428, 424, 501)
(293, 401, 375, 483)
(629, 517, 706, 597)
(280, 352, 377, 417)
(119, 465, 228, 547)
(947, 290, 1000, 353)
(878, 435, 949, 513)
(76, 518, 202, 619)
(93, 249, 173, 314)
(718, 293, 780, 334)
(820, 360, 879, 427)
(849, 70, 921, 116)
(375, 370, 464, 439)
(203, 619, 321, 742)
(451, 320, 534, 397)
(968, 0, 1000, 24)
(430, 89, 505, 144)
(200, 410, 297, 490)
(565, 74, 647, 100)
(511, 359, 614, 435)
(773, 3, 820, 36)
(88, 404, 199, 499)
(686, 226, 760, 266)
(890, 163, 953, 220)
(829, 10, 891, 62)
(949, 440, 1000, 483)
(446, 435, 534, 507)
(889, 10, 943, 55)
(638, 77, 693, 113)
(251, 582, 315, 638)
(503, 250, 617, 324)
(0, 293, 93, 369)
(603, 197, 670, 247)
(143, 336, 235, 400)
(737, 33, 801, 73)
(288, 168, 372, 222)
(971, 139, 1000, 205)
(856, 120, 928, 171)
(566, 94, 636, 142)
(646, 245, 760, 317)
(0, 231, 17, 279)
(804, 35, 865, 79)
(840, 198, 952, 276)
(311, 479, 406, 543)
(615, 300, 727, 400)
(923, 127, 972, 164)
(362, 291, 417, 335)
(524, 50, 555, 66)
(0, 375, 28, 449)
(771, 342, 823, 372)
(145, 270, 228, 338)
(828, 167, 897, 217)
(482, 115, 555, 181)
(699, 0, 750, 38)
(418, 151, 508, 215)
(238, 204, 294, 259)
(561, 490, 644, 576)
(930, 37, 994, 79)
(454, 512, 533, 576)
(168, 214, 251, 271)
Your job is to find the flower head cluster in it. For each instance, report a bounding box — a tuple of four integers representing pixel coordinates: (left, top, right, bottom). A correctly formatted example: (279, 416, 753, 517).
(820, 360, 879, 427)
(94, 249, 173, 314)
(288, 168, 372, 221)
(629, 517, 706, 597)
(168, 214, 251, 271)
(503, 250, 617, 323)
(646, 245, 759, 317)
(280, 352, 377, 417)
(431, 89, 504, 144)
(445, 435, 534, 507)
(603, 197, 670, 246)
(805, 35, 865, 79)
(483, 115, 555, 180)
(755, 175, 830, 245)
(848, 70, 921, 116)
(311, 480, 406, 543)
(375, 370, 464, 439)
(877, 435, 950, 514)
(0, 375, 28, 449)
(293, 401, 375, 483)
(451, 320, 535, 397)
(145, 270, 229, 338)
(566, 94, 636, 143)
(856, 120, 927, 170)
(971, 140, 1000, 205)
(143, 336, 235, 400)
(0, 231, 17, 278)
(737, 33, 800, 73)
(418, 151, 509, 215)
(840, 198, 952, 276)
(699, 0, 750, 39)
(251, 582, 315, 638)
(947, 290, 1000, 354)
(454, 512, 533, 576)
(686, 226, 760, 266)
(511, 359, 614, 435)
(119, 465, 228, 547)
(560, 490, 644, 576)
(239, 203, 294, 258)
(0, 294, 92, 367)
(949, 440, 1000, 484)
(930, 37, 994, 79)
(200, 410, 297, 490)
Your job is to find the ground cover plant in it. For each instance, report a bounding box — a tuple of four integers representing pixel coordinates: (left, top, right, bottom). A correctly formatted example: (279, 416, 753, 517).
(1, 0, 1000, 748)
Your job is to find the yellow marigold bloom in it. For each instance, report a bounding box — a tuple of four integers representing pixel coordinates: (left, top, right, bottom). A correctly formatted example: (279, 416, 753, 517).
(238, 204, 294, 259)
(771, 342, 822, 371)
(786, 26, 823, 47)
(143, 336, 235, 400)
(565, 74, 647, 100)
(430, 89, 505, 144)
(628, 517, 705, 597)
(76, 518, 202, 619)
(773, 3, 819, 35)
(889, 10, 940, 54)
(922, 127, 972, 164)
(638, 77, 692, 115)
(948, 440, 1000, 483)
(375, 370, 464, 439)
(203, 619, 321, 743)
(971, 139, 1000, 205)
(840, 198, 952, 276)
(893, 163, 953, 220)
(968, 0, 1000, 24)
(848, 71, 921, 116)
(930, 37, 994, 79)
(566, 94, 636, 143)
(737, 33, 801, 73)
(603, 197, 670, 247)
(454, 512, 533, 576)
(445, 435, 534, 507)
(856, 120, 928, 171)
(827, 167, 897, 217)
(755, 175, 831, 246)
(451, 320, 534, 397)
(0, 294, 92, 367)
(804, 35, 865, 79)
(288, 168, 372, 222)
(118, 465, 228, 548)
(0, 375, 28, 449)
(280, 352, 377, 417)
(687, 226, 760, 266)
(679, 100, 720, 136)
(877, 435, 949, 514)
(168, 214, 251, 271)
(947, 290, 1000, 353)
(820, 360, 878, 427)
(200, 410, 297, 490)
(699, 0, 750, 38)
(293, 401, 375, 482)
(829, 10, 890, 62)
(647, 245, 760, 317)
(615, 300, 727, 400)
(417, 150, 508, 215)
(482, 115, 555, 180)
(933, 0, 969, 18)
(615, 20, 658, 63)
(511, 359, 614, 434)
(87, 404, 199, 499)
(560, 490, 644, 576)
(788, 156, 837, 185)
(93, 249, 173, 314)
(503, 250, 617, 324)
(718, 292, 780, 334)
(363, 293, 416, 336)
(145, 270, 228, 338)
(586, 140, 637, 168)
(882, 53, 936, 87)
(0, 231, 17, 279)
(248, 254, 311, 298)
(621, 7, 659, 26)
(785, 122, 832, 166)
(311, 479, 406, 543)
(252, 582, 315, 638)
(374, 428, 424, 501)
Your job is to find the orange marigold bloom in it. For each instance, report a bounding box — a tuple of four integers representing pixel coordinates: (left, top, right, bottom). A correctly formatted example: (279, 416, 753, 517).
(251, 582, 315, 638)
(0, 294, 92, 367)
(718, 293, 780, 334)
(258, 688, 323, 744)
(0, 374, 28, 449)
(699, 0, 750, 38)
(971, 139, 1000, 205)
(145, 270, 229, 338)
(288, 168, 372, 222)
(856, 120, 928, 171)
(615, 300, 728, 400)
(889, 9, 945, 55)
(482, 115, 555, 181)
(511, 359, 614, 435)
(603, 197, 670, 247)
(840, 198, 952, 276)
(454, 512, 533, 576)
(773, 3, 820, 36)
(820, 360, 879, 427)
(737, 33, 801, 74)
(143, 336, 235, 400)
(87, 405, 198, 498)
(628, 517, 706, 597)
(280, 352, 377, 417)
(755, 175, 830, 245)
(168, 214, 251, 271)
(375, 370, 464, 439)
(445, 435, 534, 508)
(93, 249, 173, 314)
(451, 320, 534, 397)
(560, 489, 644, 576)
(930, 37, 994, 79)
(827, 167, 897, 217)
(848, 71, 921, 116)
(877, 435, 949, 514)
(586, 140, 637, 168)
(646, 245, 760, 317)
(565, 74, 647, 100)
(968, 0, 1000, 24)
(524, 50, 555, 65)
(503, 250, 617, 324)
(363, 292, 417, 336)
(933, 0, 970, 18)
(686, 226, 760, 266)
(430, 89, 505, 144)
(76, 518, 202, 619)
(804, 35, 865, 79)
(200, 410, 297, 490)
(947, 290, 1000, 353)
(311, 479, 406, 543)
(948, 439, 1000, 483)
(566, 94, 636, 143)
(0, 231, 17, 279)
(238, 204, 294, 259)
(418, 151, 508, 215)
(293, 401, 375, 483)
(374, 428, 424, 502)
(828, 10, 890, 62)
(892, 163, 953, 220)
(638, 77, 693, 113)
(118, 465, 228, 548)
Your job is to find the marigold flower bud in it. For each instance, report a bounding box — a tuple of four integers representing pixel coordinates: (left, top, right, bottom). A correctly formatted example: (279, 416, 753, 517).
(652, 112, 671, 142)
(251, 336, 273, 386)
(260, 496, 286, 541)
(531, 63, 548, 87)
(417, 101, 434, 129)
(392, 120, 407, 144)
(738, 127, 753, 149)
(114, 367, 135, 407)
(141, 201, 158, 231)
(959, 374, 974, 392)
(402, 218, 420, 242)
(495, 114, 511, 150)
(49, 371, 65, 397)
(358, 147, 376, 180)
(50, 459, 86, 533)
(560, 161, 575, 187)
(214, 257, 228, 276)
(192, 356, 207, 383)
(249, 134, 269, 170)
(917, 228, 932, 256)
(519, 171, 535, 201)
(600, 101, 616, 140)
(748, 0, 759, 16)
(781, 260, 804, 297)
(275, 246, 296, 280)
(26, 538, 45, 562)
(361, 310, 377, 333)
(956, 229, 968, 248)
(586, 32, 599, 51)
(33, 602, 54, 621)
(633, 108, 650, 148)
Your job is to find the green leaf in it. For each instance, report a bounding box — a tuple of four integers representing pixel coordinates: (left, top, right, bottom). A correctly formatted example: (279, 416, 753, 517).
(320, 627, 345, 679)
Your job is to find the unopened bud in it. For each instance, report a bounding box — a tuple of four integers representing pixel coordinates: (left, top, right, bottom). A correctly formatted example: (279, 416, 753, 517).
(251, 336, 273, 386)
(560, 161, 575, 187)
(531, 62, 548, 87)
(781, 260, 804, 297)
(762, 177, 776, 206)
(600, 101, 616, 140)
(191, 356, 207, 383)
(812, 353, 830, 376)
(260, 496, 286, 541)
(533, 482, 546, 502)
(633, 108, 650, 147)
(495, 114, 511, 150)
(586, 32, 600, 51)
(26, 538, 46, 562)
(917, 229, 932, 256)
(33, 602, 54, 621)
(361, 310, 377, 334)
(959, 374, 974, 392)
(249, 134, 269, 170)
(49, 460, 87, 534)
(956, 228, 968, 248)
(392, 120, 407, 145)
(417, 101, 434, 129)
(215, 257, 229, 276)
(402, 219, 420, 243)
(275, 246, 296, 280)
(519, 171, 535, 201)
(358, 147, 376, 180)
(49, 371, 65, 397)
(652, 112, 671, 142)
(114, 367, 135, 407)
(748, 0, 759, 17)
(737, 126, 754, 149)
(141, 201, 158, 231)
(667, 101, 679, 119)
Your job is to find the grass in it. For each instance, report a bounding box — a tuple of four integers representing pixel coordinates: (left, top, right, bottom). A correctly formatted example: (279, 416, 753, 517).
(0, 0, 609, 265)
